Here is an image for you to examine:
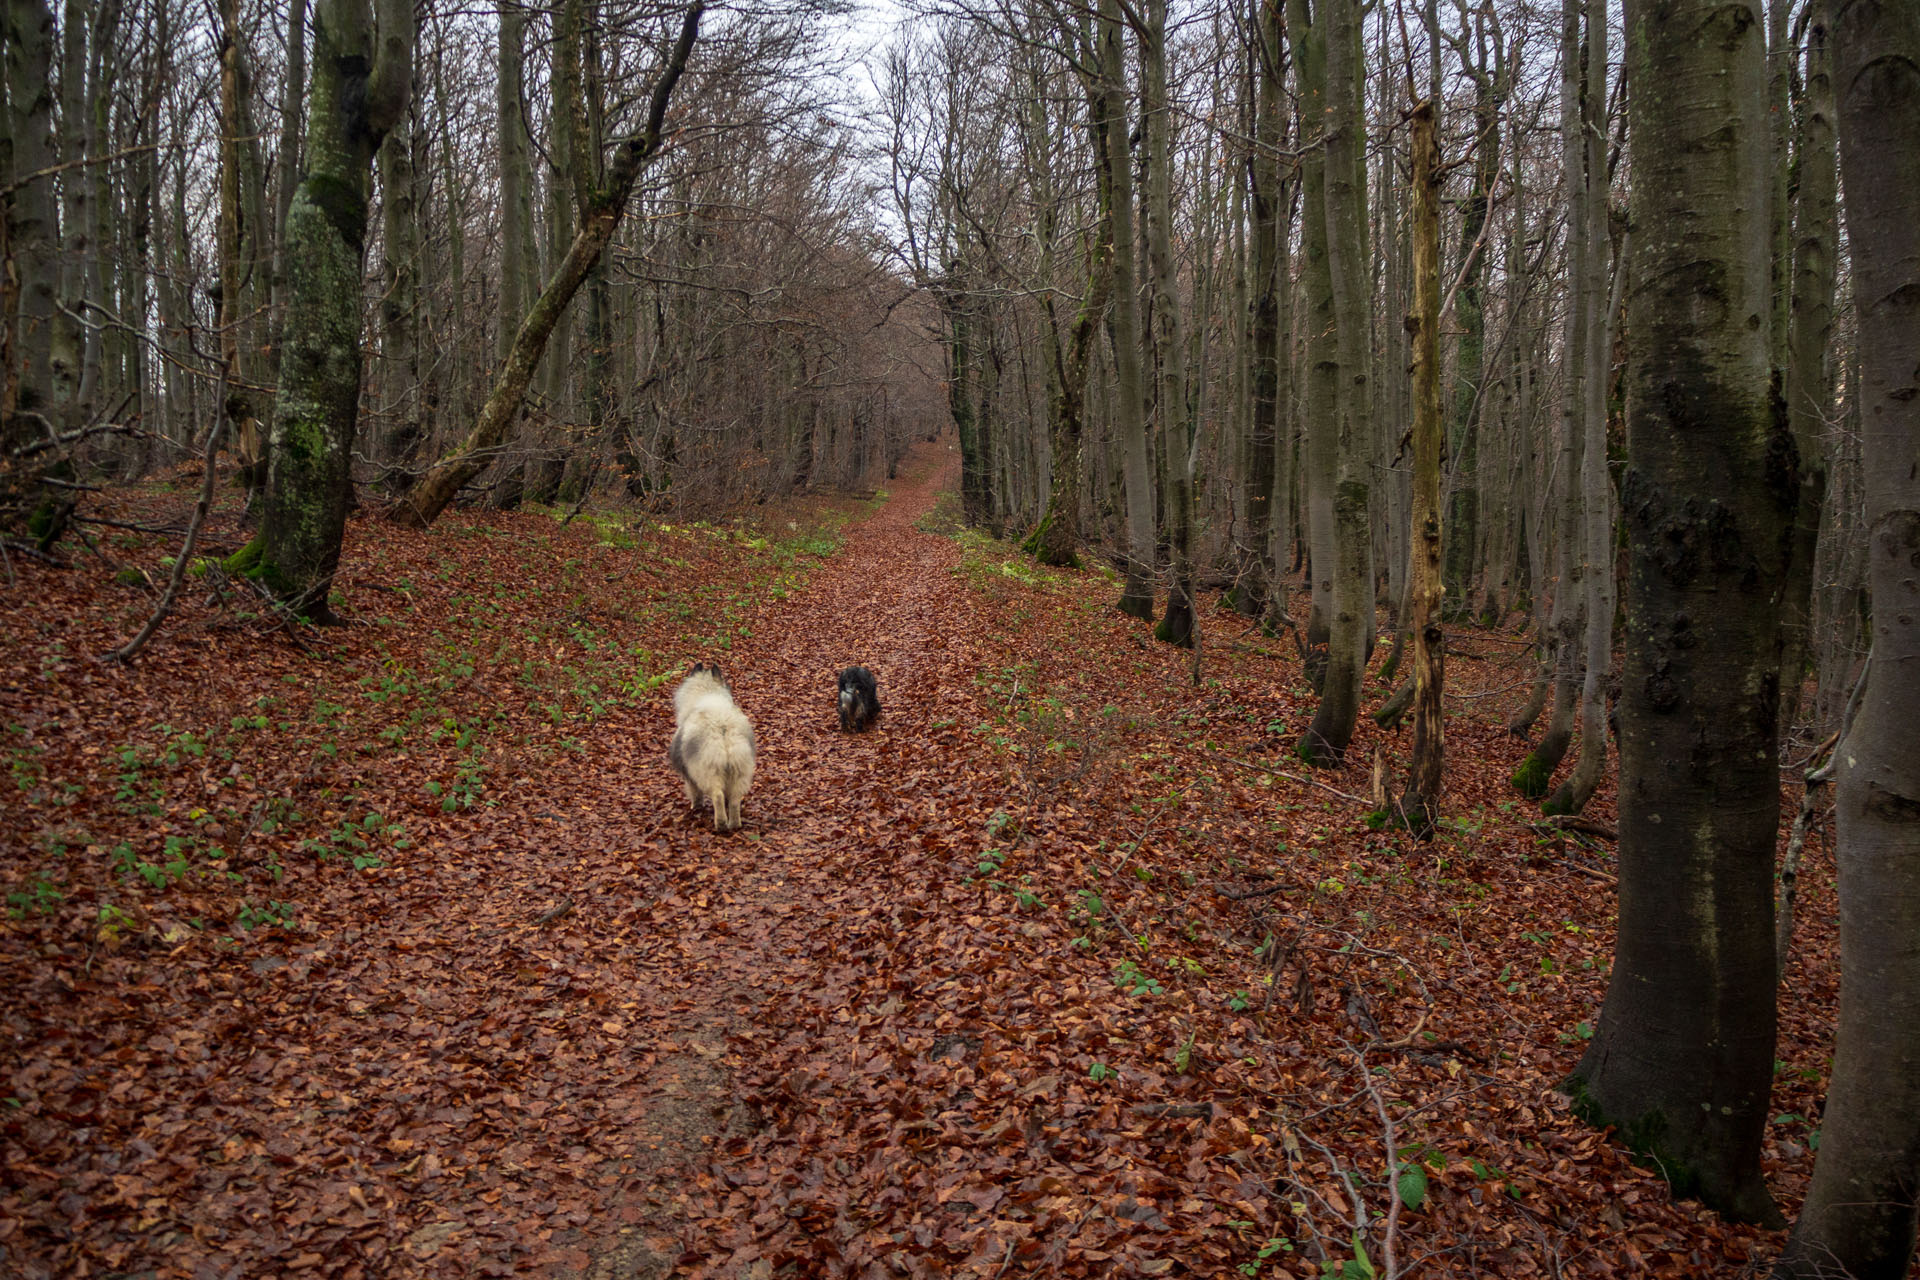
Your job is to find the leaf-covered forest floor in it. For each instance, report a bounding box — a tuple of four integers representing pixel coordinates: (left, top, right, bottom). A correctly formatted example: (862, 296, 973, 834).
(2, 439, 1844, 1279)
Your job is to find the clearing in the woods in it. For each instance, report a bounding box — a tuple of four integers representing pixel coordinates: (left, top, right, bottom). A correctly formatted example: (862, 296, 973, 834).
(2, 441, 1840, 1277)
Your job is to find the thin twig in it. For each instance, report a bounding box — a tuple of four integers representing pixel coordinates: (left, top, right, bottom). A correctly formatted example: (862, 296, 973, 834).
(102, 379, 229, 664)
(1202, 751, 1370, 805)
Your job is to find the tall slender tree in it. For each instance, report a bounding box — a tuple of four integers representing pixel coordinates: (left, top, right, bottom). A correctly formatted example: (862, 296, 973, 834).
(1400, 96, 1443, 835)
(1775, 2, 1920, 1273)
(1565, 0, 1790, 1226)
(1297, 0, 1371, 765)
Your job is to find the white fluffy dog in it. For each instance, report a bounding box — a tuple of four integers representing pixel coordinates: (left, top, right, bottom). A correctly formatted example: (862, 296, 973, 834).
(668, 663, 756, 831)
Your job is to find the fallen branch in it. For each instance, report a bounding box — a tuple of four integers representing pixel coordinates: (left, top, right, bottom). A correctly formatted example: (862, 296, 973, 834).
(0, 539, 70, 568)
(1129, 1102, 1215, 1120)
(1530, 815, 1617, 841)
(533, 897, 576, 926)
(1210, 881, 1305, 901)
(1202, 751, 1370, 806)
(103, 384, 228, 664)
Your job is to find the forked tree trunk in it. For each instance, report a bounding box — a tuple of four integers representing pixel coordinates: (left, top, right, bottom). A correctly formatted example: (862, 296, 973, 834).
(232, 0, 413, 617)
(392, 4, 703, 529)
(1565, 0, 1788, 1227)
(1775, 3, 1920, 1272)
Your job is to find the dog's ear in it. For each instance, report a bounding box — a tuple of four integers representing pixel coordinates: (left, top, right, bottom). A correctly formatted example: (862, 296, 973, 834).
(708, 664, 724, 685)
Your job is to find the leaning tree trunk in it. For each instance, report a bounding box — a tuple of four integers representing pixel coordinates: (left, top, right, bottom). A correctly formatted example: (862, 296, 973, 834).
(1565, 0, 1788, 1228)
(228, 0, 413, 618)
(1775, 3, 1920, 1273)
(1298, 0, 1371, 767)
(392, 4, 703, 529)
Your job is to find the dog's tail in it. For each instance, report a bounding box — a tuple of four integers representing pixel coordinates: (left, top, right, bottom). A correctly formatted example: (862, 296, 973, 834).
(721, 720, 757, 788)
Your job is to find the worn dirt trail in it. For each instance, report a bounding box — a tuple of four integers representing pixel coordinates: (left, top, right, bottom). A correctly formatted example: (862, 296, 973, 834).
(505, 440, 1009, 1275)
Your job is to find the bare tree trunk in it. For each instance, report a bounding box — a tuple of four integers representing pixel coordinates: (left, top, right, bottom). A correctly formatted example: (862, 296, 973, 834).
(1544, 0, 1612, 816)
(230, 0, 415, 616)
(1566, 0, 1787, 1227)
(1298, 0, 1371, 766)
(378, 100, 423, 483)
(1400, 99, 1443, 835)
(1775, 0, 1837, 745)
(1243, 0, 1285, 623)
(1775, 3, 1920, 1271)
(3, 0, 60, 463)
(1094, 0, 1155, 620)
(1511, 0, 1588, 798)
(1141, 0, 1194, 648)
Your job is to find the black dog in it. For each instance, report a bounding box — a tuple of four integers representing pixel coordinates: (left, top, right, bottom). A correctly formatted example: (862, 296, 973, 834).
(836, 666, 880, 732)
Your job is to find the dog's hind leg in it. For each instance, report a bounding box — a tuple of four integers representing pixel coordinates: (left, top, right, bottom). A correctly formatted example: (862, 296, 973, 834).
(709, 790, 728, 831)
(726, 791, 743, 831)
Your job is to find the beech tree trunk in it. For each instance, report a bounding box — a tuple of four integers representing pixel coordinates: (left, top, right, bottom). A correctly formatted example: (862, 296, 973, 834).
(1566, 0, 1788, 1227)
(1089, 0, 1155, 620)
(1510, 0, 1587, 799)
(229, 0, 413, 617)
(3, 0, 59, 461)
(1775, 1, 1837, 743)
(1141, 0, 1194, 649)
(1239, 0, 1284, 621)
(1775, 3, 1920, 1272)
(1298, 0, 1371, 766)
(1544, 0, 1612, 816)
(1289, 0, 1334, 685)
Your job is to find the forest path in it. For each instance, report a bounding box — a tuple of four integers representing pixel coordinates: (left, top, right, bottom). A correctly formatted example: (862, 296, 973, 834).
(526, 439, 1000, 1275)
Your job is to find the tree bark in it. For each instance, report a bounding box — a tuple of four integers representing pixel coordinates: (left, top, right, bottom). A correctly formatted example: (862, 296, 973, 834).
(1775, 2, 1920, 1272)
(1775, 1, 1837, 744)
(1511, 0, 1588, 799)
(1141, 0, 1194, 649)
(1242, 0, 1285, 623)
(3, 0, 59, 459)
(1095, 0, 1155, 621)
(1544, 0, 1612, 816)
(1297, 0, 1370, 766)
(1566, 0, 1788, 1227)
(234, 0, 414, 616)
(1399, 99, 1443, 835)
(1290, 0, 1333, 686)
